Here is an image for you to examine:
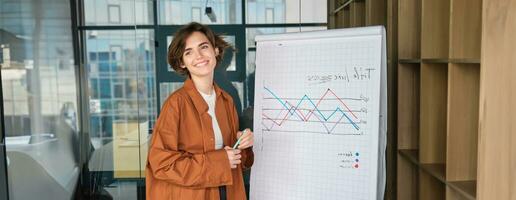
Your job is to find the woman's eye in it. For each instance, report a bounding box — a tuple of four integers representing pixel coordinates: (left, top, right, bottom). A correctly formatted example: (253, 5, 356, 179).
(201, 45, 209, 49)
(184, 51, 191, 56)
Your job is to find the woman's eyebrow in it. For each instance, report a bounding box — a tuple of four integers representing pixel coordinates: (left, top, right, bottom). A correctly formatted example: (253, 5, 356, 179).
(198, 42, 209, 47)
(184, 42, 209, 51)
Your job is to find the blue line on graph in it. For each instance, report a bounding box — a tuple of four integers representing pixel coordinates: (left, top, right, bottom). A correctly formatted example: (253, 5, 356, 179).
(263, 87, 360, 130)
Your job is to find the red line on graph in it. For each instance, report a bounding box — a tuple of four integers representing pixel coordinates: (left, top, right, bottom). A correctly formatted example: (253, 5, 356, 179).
(262, 103, 350, 132)
(299, 88, 359, 120)
(262, 87, 362, 132)
(286, 101, 308, 121)
(263, 89, 360, 126)
(327, 89, 359, 119)
(263, 101, 306, 129)
(304, 89, 332, 120)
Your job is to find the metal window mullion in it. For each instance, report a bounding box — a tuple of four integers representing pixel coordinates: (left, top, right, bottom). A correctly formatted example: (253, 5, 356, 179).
(0, 62, 10, 200)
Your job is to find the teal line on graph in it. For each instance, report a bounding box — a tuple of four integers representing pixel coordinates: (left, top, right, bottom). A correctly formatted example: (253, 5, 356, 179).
(263, 87, 360, 130)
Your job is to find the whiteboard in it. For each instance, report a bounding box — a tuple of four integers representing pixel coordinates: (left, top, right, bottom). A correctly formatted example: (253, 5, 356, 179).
(250, 26, 387, 200)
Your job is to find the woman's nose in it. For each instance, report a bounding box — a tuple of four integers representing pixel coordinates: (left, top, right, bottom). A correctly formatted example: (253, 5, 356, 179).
(193, 49, 202, 59)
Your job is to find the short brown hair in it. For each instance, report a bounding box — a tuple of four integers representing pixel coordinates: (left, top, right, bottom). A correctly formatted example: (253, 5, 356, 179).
(167, 22, 231, 76)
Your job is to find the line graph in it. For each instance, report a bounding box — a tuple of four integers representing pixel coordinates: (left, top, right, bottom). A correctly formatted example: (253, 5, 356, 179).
(250, 28, 385, 200)
(261, 86, 368, 135)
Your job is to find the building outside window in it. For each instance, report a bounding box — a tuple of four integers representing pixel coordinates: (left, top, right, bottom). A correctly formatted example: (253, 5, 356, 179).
(108, 4, 121, 24)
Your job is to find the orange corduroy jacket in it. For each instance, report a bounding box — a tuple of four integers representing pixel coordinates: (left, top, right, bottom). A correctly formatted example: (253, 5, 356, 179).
(146, 78, 254, 200)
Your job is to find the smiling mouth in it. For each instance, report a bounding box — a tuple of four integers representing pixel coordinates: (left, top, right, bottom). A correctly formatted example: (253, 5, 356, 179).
(195, 60, 209, 67)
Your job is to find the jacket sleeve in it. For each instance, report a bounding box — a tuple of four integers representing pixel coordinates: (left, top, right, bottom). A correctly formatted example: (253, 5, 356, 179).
(147, 96, 233, 188)
(230, 102, 254, 170)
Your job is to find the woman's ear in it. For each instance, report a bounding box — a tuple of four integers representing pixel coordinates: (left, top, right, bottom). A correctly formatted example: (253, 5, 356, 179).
(215, 47, 220, 56)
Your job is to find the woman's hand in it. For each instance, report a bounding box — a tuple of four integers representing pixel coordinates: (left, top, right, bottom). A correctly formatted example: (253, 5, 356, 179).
(224, 146, 241, 169)
(236, 128, 254, 150)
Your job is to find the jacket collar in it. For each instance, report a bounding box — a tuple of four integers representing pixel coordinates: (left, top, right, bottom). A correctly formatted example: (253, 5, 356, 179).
(183, 78, 228, 114)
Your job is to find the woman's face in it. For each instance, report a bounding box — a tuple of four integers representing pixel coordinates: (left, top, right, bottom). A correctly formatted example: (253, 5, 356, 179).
(181, 31, 219, 79)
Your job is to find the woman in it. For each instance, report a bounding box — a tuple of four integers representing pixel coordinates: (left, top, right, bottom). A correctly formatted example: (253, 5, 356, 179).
(146, 22, 254, 200)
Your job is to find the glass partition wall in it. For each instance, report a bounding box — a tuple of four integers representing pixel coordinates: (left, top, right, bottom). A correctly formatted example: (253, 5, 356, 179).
(0, 0, 82, 199)
(81, 1, 155, 199)
(0, 0, 326, 199)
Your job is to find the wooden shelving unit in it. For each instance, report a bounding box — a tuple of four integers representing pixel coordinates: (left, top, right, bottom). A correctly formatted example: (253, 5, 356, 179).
(397, 0, 482, 199)
(329, 0, 514, 199)
(421, 0, 450, 59)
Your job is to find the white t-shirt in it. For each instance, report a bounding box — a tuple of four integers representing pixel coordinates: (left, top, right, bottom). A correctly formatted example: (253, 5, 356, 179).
(199, 89, 224, 150)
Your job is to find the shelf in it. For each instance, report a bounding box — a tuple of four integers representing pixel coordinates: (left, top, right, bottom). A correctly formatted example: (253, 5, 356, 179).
(448, 180, 477, 200)
(421, 163, 446, 182)
(420, 168, 445, 200)
(399, 149, 478, 200)
(399, 150, 477, 200)
(398, 149, 419, 165)
(398, 59, 421, 64)
(422, 58, 449, 64)
(398, 0, 421, 59)
(398, 64, 420, 150)
(417, 58, 481, 64)
(449, 0, 482, 59)
(421, 0, 450, 59)
(398, 150, 445, 183)
(446, 63, 480, 182)
(398, 153, 419, 200)
(419, 62, 447, 200)
(449, 59, 480, 64)
(420, 63, 448, 164)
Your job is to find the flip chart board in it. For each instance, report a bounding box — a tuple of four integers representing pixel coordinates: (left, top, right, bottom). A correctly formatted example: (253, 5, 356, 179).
(250, 26, 387, 200)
